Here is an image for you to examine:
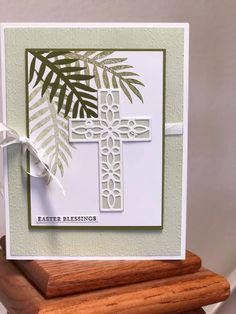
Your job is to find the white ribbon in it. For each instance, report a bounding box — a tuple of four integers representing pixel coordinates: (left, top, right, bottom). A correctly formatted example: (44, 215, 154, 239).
(0, 123, 65, 195)
(0, 121, 183, 197)
(165, 122, 183, 135)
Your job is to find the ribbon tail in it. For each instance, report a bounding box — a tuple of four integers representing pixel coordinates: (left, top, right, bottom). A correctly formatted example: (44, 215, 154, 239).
(22, 145, 66, 196)
(43, 165, 66, 196)
(24, 162, 66, 196)
(0, 122, 66, 196)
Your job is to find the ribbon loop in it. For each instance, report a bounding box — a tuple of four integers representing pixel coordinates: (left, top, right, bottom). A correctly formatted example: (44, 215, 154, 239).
(19, 136, 28, 144)
(0, 122, 65, 195)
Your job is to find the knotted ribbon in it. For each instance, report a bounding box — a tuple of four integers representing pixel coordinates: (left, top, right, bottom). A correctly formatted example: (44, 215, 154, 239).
(0, 122, 65, 195)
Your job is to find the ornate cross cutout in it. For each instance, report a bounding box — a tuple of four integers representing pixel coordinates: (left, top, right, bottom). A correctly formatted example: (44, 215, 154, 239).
(69, 90, 151, 212)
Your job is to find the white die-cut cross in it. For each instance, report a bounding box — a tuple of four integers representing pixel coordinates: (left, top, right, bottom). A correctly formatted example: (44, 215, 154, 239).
(69, 89, 151, 212)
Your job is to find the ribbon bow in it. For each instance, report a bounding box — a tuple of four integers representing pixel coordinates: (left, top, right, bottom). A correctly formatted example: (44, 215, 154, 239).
(0, 122, 65, 195)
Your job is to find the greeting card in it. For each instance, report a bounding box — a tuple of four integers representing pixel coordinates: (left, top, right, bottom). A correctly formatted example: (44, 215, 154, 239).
(1, 23, 188, 259)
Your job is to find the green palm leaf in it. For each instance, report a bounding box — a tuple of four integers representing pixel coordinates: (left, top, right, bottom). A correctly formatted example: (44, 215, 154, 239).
(46, 50, 71, 59)
(66, 50, 145, 103)
(84, 61, 90, 86)
(112, 75, 118, 88)
(27, 49, 146, 179)
(102, 68, 110, 88)
(93, 65, 101, 89)
(29, 81, 74, 178)
(29, 56, 36, 83)
(28, 50, 97, 118)
(92, 51, 114, 60)
(119, 79, 132, 103)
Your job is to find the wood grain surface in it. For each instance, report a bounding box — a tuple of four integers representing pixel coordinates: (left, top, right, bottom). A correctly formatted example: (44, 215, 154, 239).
(0, 250, 229, 314)
(0, 237, 201, 298)
(184, 311, 205, 314)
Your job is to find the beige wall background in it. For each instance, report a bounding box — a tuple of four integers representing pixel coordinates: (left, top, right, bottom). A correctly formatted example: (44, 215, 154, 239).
(0, 0, 235, 313)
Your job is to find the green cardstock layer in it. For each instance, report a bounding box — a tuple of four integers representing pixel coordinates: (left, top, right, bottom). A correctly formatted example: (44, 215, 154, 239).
(1, 24, 188, 259)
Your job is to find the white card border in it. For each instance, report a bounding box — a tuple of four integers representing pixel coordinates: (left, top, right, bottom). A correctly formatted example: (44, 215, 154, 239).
(1, 23, 189, 260)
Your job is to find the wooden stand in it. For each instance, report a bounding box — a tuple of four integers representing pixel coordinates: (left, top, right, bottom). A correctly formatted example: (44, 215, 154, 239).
(0, 237, 230, 314)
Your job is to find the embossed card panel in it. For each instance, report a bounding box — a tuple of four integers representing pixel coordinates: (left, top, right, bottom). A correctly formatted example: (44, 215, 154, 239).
(1, 24, 188, 259)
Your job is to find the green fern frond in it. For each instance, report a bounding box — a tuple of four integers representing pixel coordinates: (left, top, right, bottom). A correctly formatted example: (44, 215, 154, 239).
(66, 51, 145, 103)
(29, 81, 73, 178)
(28, 50, 97, 118)
(27, 49, 145, 179)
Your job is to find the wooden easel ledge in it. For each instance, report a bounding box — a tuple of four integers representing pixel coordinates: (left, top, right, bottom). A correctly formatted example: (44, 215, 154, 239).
(0, 236, 230, 314)
(0, 236, 201, 298)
